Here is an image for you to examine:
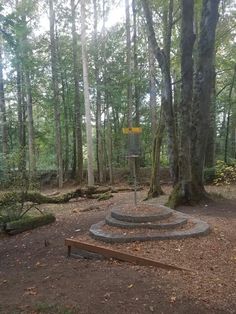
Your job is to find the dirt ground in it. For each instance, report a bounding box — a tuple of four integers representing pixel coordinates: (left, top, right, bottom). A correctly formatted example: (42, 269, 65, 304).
(0, 185, 236, 314)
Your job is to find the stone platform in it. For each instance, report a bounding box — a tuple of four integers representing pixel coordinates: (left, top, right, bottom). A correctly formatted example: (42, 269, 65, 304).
(89, 204, 210, 243)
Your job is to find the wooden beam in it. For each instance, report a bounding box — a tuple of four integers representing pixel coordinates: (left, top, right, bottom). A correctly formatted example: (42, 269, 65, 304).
(65, 238, 192, 272)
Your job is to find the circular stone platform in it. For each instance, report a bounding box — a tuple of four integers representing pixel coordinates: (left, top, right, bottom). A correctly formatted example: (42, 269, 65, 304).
(110, 204, 172, 223)
(89, 203, 210, 243)
(106, 212, 188, 229)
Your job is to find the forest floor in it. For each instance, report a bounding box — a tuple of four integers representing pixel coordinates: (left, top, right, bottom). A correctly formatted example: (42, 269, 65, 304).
(0, 184, 236, 314)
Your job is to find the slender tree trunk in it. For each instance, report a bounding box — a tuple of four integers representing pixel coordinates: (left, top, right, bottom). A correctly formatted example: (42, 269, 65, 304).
(148, 41, 157, 139)
(49, 0, 63, 188)
(148, 108, 165, 198)
(93, 0, 104, 184)
(61, 70, 70, 178)
(132, 0, 141, 176)
(168, 0, 195, 207)
(102, 0, 113, 184)
(20, 14, 37, 181)
(132, 0, 139, 128)
(16, 54, 26, 173)
(125, 0, 132, 128)
(81, 0, 94, 186)
(107, 115, 113, 185)
(25, 70, 36, 180)
(0, 39, 8, 161)
(141, 0, 178, 185)
(71, 0, 83, 183)
(205, 59, 216, 167)
(224, 65, 236, 163)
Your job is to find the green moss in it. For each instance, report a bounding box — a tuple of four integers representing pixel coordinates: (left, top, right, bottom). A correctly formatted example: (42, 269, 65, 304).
(5, 213, 55, 235)
(97, 192, 113, 201)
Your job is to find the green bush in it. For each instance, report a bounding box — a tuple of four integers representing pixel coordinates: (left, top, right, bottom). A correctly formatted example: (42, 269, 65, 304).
(214, 160, 236, 185)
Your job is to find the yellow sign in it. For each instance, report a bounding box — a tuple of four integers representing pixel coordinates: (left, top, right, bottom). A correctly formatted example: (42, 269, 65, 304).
(122, 127, 142, 134)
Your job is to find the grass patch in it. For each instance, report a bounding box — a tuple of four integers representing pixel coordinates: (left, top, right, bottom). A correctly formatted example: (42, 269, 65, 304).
(34, 303, 79, 314)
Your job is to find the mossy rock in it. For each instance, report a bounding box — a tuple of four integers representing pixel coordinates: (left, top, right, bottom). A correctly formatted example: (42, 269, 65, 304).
(5, 213, 56, 235)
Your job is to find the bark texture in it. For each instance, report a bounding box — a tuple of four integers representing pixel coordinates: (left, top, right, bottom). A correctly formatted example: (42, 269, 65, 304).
(173, 0, 195, 204)
(192, 0, 220, 191)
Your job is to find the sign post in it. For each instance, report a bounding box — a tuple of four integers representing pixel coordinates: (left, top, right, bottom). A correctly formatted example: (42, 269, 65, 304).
(122, 127, 142, 206)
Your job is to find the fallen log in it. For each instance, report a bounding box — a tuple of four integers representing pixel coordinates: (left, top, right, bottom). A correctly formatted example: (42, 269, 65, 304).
(0, 186, 143, 206)
(5, 213, 56, 235)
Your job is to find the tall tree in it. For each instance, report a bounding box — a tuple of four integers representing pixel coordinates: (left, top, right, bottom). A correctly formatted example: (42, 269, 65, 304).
(93, 0, 104, 183)
(71, 0, 83, 183)
(191, 0, 220, 196)
(0, 38, 8, 162)
(49, 0, 64, 188)
(169, 0, 195, 205)
(141, 0, 179, 185)
(81, 0, 94, 186)
(21, 17, 37, 180)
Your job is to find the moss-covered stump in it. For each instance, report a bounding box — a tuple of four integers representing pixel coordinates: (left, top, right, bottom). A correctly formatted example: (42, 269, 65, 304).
(5, 213, 56, 235)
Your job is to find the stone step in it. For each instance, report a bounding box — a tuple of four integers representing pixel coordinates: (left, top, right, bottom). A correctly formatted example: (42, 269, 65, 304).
(89, 216, 210, 243)
(106, 212, 188, 230)
(110, 204, 173, 223)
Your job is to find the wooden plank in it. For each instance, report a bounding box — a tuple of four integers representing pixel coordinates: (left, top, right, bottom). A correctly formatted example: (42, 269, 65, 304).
(65, 238, 192, 272)
(122, 127, 142, 134)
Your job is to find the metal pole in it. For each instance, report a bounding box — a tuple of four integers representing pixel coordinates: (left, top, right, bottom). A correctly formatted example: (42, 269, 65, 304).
(133, 157, 137, 206)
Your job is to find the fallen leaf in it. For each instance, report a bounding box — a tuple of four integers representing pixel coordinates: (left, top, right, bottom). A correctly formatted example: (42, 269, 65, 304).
(24, 286, 37, 296)
(170, 296, 176, 303)
(128, 284, 134, 289)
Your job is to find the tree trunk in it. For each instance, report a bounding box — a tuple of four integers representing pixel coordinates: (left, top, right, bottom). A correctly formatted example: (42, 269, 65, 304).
(106, 106, 113, 185)
(125, 0, 133, 128)
(25, 69, 36, 180)
(93, 0, 104, 184)
(61, 69, 70, 178)
(81, 0, 94, 186)
(168, 0, 196, 207)
(16, 60, 26, 174)
(148, 108, 165, 198)
(224, 65, 236, 163)
(0, 39, 8, 163)
(141, 0, 178, 185)
(148, 41, 157, 140)
(191, 0, 220, 191)
(205, 60, 216, 168)
(71, 0, 83, 183)
(49, 0, 64, 188)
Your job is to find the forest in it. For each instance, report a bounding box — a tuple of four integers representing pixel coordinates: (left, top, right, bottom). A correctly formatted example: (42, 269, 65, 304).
(1, 1, 236, 313)
(0, 0, 236, 203)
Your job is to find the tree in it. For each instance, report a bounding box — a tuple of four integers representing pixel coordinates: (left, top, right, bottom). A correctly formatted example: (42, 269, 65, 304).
(0, 37, 8, 165)
(93, 0, 105, 183)
(191, 0, 220, 197)
(141, 0, 179, 185)
(169, 0, 195, 205)
(81, 0, 94, 186)
(49, 0, 64, 188)
(71, 0, 83, 183)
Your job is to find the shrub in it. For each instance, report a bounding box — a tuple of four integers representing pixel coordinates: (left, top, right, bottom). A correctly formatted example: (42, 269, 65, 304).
(214, 160, 236, 185)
